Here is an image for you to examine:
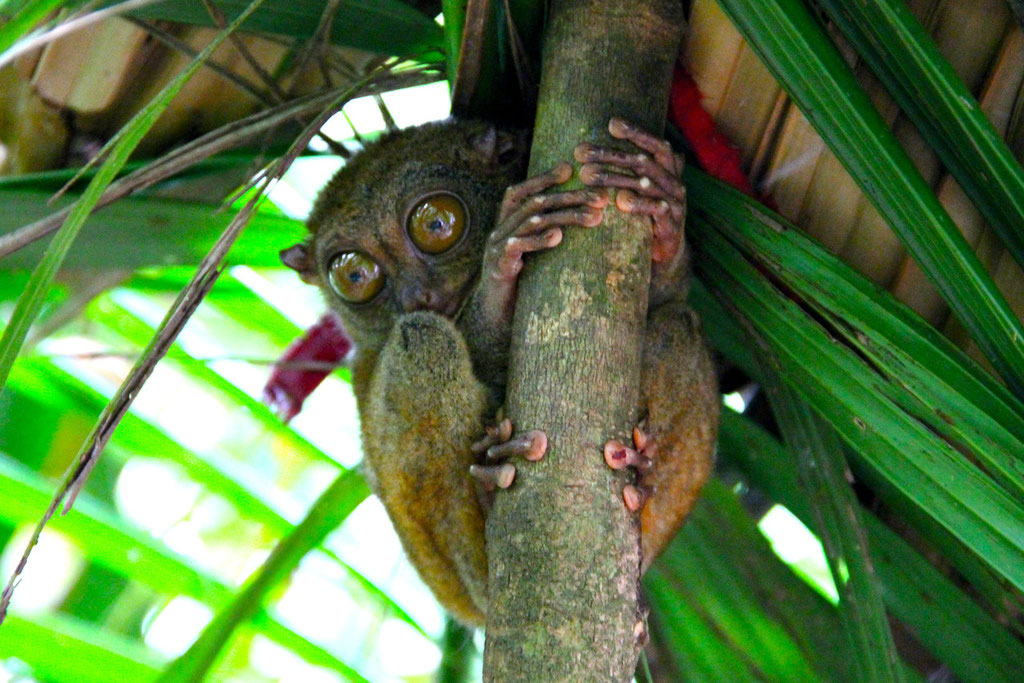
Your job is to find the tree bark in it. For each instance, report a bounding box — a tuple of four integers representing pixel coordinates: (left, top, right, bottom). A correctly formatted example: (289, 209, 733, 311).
(483, 1, 683, 680)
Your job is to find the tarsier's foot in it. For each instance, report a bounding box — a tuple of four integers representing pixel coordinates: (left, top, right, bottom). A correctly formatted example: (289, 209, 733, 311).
(604, 422, 655, 512)
(469, 418, 547, 491)
(575, 117, 686, 268)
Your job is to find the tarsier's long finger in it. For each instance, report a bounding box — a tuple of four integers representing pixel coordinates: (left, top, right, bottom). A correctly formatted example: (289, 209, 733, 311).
(486, 429, 547, 463)
(499, 189, 609, 240)
(576, 151, 684, 204)
(497, 162, 573, 223)
(616, 190, 685, 263)
(608, 116, 684, 177)
(471, 418, 514, 454)
(491, 230, 560, 280)
(492, 202, 611, 279)
(576, 125, 685, 199)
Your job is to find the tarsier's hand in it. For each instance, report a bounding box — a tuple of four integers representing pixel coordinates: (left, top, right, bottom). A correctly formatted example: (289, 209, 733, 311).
(575, 117, 688, 282)
(475, 163, 610, 329)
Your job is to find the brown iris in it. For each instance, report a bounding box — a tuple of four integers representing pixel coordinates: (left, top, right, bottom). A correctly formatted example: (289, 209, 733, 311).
(407, 193, 466, 254)
(327, 252, 384, 303)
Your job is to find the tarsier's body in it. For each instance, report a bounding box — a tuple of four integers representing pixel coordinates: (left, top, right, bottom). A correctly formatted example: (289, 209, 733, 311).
(283, 119, 719, 625)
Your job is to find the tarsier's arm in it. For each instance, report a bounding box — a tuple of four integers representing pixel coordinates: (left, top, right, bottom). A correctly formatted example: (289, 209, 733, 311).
(456, 162, 609, 391)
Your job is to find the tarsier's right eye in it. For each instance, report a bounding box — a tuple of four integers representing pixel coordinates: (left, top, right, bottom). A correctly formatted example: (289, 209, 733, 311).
(407, 193, 466, 254)
(328, 251, 384, 303)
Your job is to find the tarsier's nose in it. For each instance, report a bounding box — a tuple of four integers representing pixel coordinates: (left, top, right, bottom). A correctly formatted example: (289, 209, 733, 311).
(399, 284, 448, 315)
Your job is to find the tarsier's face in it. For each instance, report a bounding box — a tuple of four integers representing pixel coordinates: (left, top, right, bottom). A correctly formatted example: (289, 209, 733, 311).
(325, 191, 469, 311)
(282, 121, 528, 348)
(311, 170, 492, 343)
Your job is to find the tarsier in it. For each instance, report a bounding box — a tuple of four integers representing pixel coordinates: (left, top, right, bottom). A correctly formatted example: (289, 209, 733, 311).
(281, 117, 719, 625)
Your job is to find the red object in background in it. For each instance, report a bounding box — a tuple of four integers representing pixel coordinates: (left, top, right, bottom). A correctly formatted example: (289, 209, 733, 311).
(668, 65, 755, 197)
(262, 65, 758, 421)
(262, 313, 352, 422)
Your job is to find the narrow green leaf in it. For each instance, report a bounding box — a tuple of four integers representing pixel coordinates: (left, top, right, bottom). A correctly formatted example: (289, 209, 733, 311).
(87, 297, 332, 470)
(0, 453, 231, 604)
(158, 468, 371, 683)
(818, 0, 1024, 271)
(0, 453, 373, 678)
(718, 411, 1024, 683)
(0, 0, 269, 395)
(713, 0, 1024, 397)
(118, 0, 444, 59)
(0, 0, 84, 56)
(768, 385, 904, 682)
(686, 169, 1024, 504)
(8, 352, 424, 638)
(10, 356, 295, 533)
(691, 220, 1024, 592)
(646, 479, 835, 681)
(0, 611, 161, 683)
(437, 617, 475, 683)
(441, 0, 467, 85)
(646, 567, 760, 682)
(0, 190, 304, 270)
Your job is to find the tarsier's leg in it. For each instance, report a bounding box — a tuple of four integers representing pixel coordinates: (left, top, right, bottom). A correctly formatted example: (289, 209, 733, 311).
(631, 303, 719, 571)
(361, 311, 495, 625)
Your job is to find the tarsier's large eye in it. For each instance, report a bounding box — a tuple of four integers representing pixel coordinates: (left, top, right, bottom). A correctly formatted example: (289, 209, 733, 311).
(328, 251, 384, 303)
(407, 193, 466, 254)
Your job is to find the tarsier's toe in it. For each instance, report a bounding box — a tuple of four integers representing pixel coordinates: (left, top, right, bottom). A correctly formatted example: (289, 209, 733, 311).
(486, 429, 547, 463)
(470, 424, 547, 493)
(603, 439, 653, 471)
(622, 484, 652, 512)
(605, 423, 655, 513)
(470, 463, 516, 490)
(633, 423, 649, 452)
(471, 418, 513, 454)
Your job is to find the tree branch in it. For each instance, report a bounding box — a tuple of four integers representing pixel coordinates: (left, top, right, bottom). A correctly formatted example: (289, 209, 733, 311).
(484, 1, 683, 679)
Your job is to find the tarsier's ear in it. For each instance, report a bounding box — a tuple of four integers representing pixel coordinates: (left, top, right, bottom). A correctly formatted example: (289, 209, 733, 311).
(464, 125, 498, 165)
(463, 125, 524, 168)
(280, 243, 320, 285)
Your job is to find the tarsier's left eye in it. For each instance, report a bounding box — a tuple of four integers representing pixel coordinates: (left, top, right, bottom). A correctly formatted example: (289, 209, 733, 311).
(328, 251, 384, 303)
(407, 193, 466, 254)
